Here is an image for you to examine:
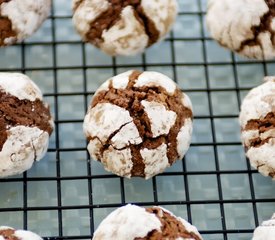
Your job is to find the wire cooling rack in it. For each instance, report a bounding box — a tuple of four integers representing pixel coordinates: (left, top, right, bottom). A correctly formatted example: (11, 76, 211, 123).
(0, 0, 275, 239)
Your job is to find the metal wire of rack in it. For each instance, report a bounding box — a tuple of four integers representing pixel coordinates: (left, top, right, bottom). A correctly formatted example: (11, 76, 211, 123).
(0, 0, 275, 239)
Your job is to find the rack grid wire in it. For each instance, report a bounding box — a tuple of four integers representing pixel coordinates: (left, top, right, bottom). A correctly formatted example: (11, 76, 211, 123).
(0, 0, 275, 239)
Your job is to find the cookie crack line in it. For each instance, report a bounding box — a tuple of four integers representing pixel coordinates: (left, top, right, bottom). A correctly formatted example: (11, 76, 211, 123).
(244, 112, 275, 149)
(247, 136, 273, 149)
(244, 112, 275, 132)
(0, 90, 53, 151)
(236, 0, 275, 56)
(0, 3, 17, 46)
(134, 207, 202, 240)
(92, 71, 193, 165)
(85, 0, 160, 47)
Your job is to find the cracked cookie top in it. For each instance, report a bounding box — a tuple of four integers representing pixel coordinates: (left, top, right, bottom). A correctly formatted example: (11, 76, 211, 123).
(0, 226, 42, 240)
(0, 0, 51, 46)
(83, 70, 193, 179)
(206, 0, 275, 60)
(93, 204, 202, 240)
(240, 76, 275, 178)
(252, 214, 275, 240)
(0, 73, 53, 178)
(72, 0, 178, 56)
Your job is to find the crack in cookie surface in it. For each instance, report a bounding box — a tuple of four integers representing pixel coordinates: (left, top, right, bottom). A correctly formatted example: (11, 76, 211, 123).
(134, 207, 201, 240)
(0, 0, 17, 46)
(237, 0, 275, 56)
(85, 0, 160, 47)
(90, 70, 192, 177)
(244, 112, 275, 149)
(0, 90, 53, 151)
(0, 229, 19, 240)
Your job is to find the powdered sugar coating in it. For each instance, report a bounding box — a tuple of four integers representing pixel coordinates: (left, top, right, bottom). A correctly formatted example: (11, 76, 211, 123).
(111, 122, 142, 149)
(83, 103, 135, 143)
(0, 126, 49, 178)
(246, 140, 275, 178)
(177, 118, 193, 160)
(240, 77, 275, 127)
(0, 73, 42, 101)
(84, 71, 193, 179)
(141, 0, 178, 38)
(72, 0, 178, 56)
(72, 0, 110, 39)
(206, 0, 275, 60)
(93, 204, 162, 240)
(102, 147, 133, 178)
(135, 71, 177, 95)
(0, 0, 51, 45)
(0, 226, 42, 240)
(83, 103, 140, 177)
(93, 204, 202, 240)
(101, 6, 149, 56)
(141, 100, 177, 138)
(240, 76, 275, 179)
(111, 70, 133, 90)
(253, 214, 275, 240)
(141, 143, 169, 179)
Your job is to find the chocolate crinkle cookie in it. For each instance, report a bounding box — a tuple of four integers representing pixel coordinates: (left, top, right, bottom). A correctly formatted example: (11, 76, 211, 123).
(93, 204, 203, 240)
(206, 0, 275, 60)
(0, 73, 53, 177)
(83, 70, 193, 179)
(72, 0, 178, 56)
(0, 0, 51, 46)
(252, 214, 275, 239)
(0, 226, 42, 240)
(239, 76, 275, 179)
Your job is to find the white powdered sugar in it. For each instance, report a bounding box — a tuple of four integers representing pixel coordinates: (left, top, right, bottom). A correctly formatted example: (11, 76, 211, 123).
(182, 93, 193, 112)
(72, 0, 110, 40)
(0, 126, 49, 178)
(240, 77, 275, 127)
(83, 103, 135, 143)
(141, 100, 177, 138)
(246, 140, 275, 178)
(135, 71, 177, 94)
(111, 122, 142, 149)
(253, 214, 275, 240)
(0, 226, 42, 240)
(111, 70, 133, 90)
(84, 70, 193, 179)
(72, 1, 177, 56)
(102, 147, 133, 178)
(0, 0, 51, 44)
(177, 118, 193, 160)
(240, 76, 275, 179)
(141, 0, 178, 38)
(83, 103, 140, 178)
(93, 205, 202, 240)
(141, 143, 170, 179)
(101, 6, 148, 56)
(93, 204, 162, 240)
(0, 73, 42, 101)
(207, 0, 275, 59)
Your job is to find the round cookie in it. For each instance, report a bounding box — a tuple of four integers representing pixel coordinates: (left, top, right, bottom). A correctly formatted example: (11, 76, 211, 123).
(83, 70, 193, 179)
(0, 226, 42, 240)
(93, 204, 202, 240)
(0, 72, 54, 177)
(72, 0, 178, 56)
(239, 76, 275, 178)
(252, 214, 275, 240)
(206, 0, 275, 60)
(0, 0, 51, 46)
